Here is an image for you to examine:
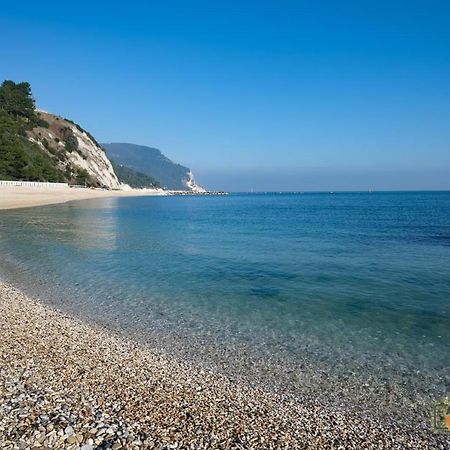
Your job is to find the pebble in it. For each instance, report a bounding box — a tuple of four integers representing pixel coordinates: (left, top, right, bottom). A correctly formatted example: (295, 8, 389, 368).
(0, 282, 445, 449)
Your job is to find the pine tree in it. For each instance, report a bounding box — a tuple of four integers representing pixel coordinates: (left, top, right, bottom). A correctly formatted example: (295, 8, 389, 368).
(0, 80, 35, 119)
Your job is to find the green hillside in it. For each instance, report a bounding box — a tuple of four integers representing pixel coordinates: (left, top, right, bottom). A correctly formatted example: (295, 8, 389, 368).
(0, 81, 65, 182)
(111, 161, 160, 189)
(0, 80, 121, 187)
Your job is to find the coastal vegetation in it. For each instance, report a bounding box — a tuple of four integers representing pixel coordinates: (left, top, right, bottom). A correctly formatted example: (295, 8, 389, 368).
(0, 80, 118, 188)
(0, 81, 63, 182)
(111, 160, 161, 189)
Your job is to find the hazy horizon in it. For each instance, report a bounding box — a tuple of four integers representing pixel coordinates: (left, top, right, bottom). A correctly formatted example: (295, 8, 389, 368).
(2, 1, 449, 191)
(195, 168, 450, 192)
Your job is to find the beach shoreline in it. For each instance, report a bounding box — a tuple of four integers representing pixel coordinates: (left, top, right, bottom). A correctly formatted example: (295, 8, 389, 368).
(0, 186, 167, 211)
(0, 281, 442, 449)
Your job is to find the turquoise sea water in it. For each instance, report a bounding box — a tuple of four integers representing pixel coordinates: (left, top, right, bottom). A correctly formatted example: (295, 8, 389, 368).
(0, 192, 449, 422)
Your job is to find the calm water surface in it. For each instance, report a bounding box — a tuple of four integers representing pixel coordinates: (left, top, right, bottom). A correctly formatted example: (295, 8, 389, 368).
(1, 192, 449, 421)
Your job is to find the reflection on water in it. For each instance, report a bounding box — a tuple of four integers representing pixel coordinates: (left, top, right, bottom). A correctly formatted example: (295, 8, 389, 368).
(0, 192, 449, 423)
(9, 197, 121, 251)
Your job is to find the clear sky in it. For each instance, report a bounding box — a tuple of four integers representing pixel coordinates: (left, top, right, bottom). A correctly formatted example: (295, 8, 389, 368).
(2, 1, 450, 191)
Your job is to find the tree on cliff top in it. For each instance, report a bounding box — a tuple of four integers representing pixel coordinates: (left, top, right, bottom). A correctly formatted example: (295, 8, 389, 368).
(0, 80, 63, 182)
(0, 80, 35, 119)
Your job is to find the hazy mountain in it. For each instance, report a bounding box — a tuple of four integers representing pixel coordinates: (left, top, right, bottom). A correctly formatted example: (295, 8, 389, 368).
(111, 161, 160, 189)
(102, 143, 205, 192)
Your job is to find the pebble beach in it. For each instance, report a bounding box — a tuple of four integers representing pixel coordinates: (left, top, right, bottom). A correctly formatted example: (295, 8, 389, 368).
(0, 282, 446, 449)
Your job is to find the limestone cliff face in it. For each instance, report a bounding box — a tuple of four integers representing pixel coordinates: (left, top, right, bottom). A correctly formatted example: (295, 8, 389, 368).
(184, 170, 206, 193)
(65, 122, 121, 189)
(28, 111, 121, 189)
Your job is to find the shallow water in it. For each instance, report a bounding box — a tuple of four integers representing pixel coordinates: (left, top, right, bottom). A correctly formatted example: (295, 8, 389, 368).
(1, 192, 449, 422)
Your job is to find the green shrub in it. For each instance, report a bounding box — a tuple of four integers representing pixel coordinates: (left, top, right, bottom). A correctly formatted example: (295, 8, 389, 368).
(76, 168, 89, 185)
(65, 134, 78, 153)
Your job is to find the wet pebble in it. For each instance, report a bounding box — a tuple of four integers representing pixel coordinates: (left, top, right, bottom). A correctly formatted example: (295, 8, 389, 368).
(0, 282, 445, 449)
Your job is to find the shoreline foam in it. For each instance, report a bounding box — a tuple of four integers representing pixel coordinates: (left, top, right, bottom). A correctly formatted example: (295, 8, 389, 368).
(0, 282, 442, 449)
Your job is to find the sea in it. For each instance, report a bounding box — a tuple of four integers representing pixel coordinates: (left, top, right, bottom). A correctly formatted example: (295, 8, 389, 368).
(0, 191, 449, 424)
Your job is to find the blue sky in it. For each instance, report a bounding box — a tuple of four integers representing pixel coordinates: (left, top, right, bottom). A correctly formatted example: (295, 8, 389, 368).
(2, 1, 450, 191)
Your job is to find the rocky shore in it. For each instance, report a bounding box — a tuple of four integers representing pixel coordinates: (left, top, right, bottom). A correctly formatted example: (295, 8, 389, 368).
(0, 282, 445, 449)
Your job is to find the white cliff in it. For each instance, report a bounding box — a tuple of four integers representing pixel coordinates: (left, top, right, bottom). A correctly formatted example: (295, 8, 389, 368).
(31, 111, 122, 189)
(67, 125, 121, 189)
(184, 170, 206, 193)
